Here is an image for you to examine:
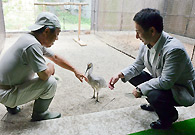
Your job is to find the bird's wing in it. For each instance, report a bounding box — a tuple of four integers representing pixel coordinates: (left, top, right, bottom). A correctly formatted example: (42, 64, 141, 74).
(92, 75, 107, 88)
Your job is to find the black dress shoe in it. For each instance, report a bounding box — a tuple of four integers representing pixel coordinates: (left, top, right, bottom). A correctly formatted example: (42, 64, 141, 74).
(150, 119, 172, 129)
(140, 104, 154, 112)
(6, 106, 21, 115)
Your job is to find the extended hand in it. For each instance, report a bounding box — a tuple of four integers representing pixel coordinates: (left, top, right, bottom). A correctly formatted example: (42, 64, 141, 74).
(108, 72, 124, 90)
(75, 71, 88, 82)
(108, 75, 119, 90)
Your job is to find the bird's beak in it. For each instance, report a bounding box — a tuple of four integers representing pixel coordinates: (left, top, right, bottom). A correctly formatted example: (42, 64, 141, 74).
(85, 67, 89, 75)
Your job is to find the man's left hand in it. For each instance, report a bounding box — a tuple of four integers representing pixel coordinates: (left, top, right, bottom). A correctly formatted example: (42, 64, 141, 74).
(132, 89, 142, 98)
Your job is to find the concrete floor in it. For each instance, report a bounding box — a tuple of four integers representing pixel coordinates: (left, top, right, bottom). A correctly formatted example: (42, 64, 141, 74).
(0, 31, 195, 135)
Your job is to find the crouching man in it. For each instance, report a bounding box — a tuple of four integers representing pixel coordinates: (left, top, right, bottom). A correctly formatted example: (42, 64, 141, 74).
(109, 8, 195, 129)
(0, 12, 87, 121)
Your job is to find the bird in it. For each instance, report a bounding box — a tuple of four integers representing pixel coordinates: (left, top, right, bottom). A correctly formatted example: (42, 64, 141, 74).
(85, 62, 107, 102)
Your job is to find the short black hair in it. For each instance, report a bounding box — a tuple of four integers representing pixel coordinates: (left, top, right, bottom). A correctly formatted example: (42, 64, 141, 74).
(133, 8, 163, 33)
(32, 25, 56, 33)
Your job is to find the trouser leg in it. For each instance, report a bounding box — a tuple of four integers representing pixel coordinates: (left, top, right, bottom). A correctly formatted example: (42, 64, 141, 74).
(126, 71, 178, 123)
(147, 90, 178, 123)
(1, 76, 57, 108)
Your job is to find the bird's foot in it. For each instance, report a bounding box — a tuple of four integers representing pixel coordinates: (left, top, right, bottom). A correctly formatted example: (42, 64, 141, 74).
(95, 100, 99, 103)
(91, 96, 95, 99)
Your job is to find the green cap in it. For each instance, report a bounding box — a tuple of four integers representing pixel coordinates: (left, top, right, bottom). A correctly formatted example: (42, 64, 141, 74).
(28, 12, 61, 31)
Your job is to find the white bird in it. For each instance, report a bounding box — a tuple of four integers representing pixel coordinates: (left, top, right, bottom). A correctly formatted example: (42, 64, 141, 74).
(85, 62, 107, 102)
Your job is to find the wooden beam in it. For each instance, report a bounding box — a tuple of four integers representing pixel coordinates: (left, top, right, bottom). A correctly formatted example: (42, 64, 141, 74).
(73, 38, 87, 46)
(74, 4, 87, 46)
(34, 1, 88, 46)
(34, 2, 88, 6)
(78, 4, 81, 41)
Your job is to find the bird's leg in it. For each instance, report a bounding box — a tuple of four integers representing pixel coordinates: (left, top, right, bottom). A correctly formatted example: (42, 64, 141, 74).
(96, 91, 99, 102)
(91, 88, 95, 99)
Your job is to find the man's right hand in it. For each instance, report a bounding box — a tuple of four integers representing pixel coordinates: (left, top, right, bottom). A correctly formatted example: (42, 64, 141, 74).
(108, 72, 124, 90)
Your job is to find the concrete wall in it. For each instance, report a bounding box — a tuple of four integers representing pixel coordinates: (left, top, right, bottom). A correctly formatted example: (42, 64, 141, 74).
(92, 0, 165, 31)
(163, 0, 195, 39)
(0, 0, 5, 53)
(92, 0, 195, 39)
